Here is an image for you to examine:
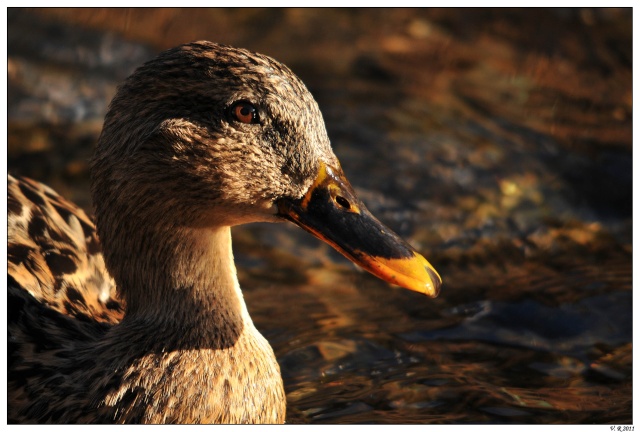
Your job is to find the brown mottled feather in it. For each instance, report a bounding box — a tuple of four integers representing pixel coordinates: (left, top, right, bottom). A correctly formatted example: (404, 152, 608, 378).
(8, 174, 121, 324)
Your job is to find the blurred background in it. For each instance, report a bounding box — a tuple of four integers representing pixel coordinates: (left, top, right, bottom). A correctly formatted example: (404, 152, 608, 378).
(7, 8, 632, 424)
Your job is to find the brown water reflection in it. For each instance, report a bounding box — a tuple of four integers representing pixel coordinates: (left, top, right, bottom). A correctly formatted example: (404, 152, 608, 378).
(7, 8, 632, 424)
(239, 247, 631, 423)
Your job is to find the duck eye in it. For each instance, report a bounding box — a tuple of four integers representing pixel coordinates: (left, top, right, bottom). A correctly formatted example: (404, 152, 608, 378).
(230, 101, 259, 124)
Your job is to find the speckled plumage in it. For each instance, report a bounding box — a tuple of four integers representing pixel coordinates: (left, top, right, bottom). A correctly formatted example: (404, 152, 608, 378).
(8, 41, 342, 424)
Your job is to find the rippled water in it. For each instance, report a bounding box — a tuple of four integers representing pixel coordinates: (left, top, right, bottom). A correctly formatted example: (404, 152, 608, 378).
(7, 8, 632, 424)
(238, 235, 631, 424)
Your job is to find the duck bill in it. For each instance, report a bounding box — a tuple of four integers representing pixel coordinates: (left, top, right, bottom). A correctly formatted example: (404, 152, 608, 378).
(277, 162, 441, 297)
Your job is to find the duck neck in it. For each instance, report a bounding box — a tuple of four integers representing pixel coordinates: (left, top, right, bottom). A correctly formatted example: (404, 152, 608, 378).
(118, 225, 252, 343)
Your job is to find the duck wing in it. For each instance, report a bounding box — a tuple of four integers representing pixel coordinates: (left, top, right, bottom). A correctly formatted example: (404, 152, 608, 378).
(8, 174, 122, 324)
(8, 174, 126, 422)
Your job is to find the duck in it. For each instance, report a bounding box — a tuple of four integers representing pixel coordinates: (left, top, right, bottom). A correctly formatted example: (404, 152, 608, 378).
(7, 41, 442, 424)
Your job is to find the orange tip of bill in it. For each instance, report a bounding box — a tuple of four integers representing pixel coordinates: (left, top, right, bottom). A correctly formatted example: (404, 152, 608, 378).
(360, 251, 442, 298)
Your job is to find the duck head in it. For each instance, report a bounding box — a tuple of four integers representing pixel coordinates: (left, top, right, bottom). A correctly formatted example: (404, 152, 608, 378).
(92, 41, 441, 298)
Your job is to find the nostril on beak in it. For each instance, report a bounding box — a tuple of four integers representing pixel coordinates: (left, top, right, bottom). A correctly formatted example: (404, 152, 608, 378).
(335, 195, 351, 210)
